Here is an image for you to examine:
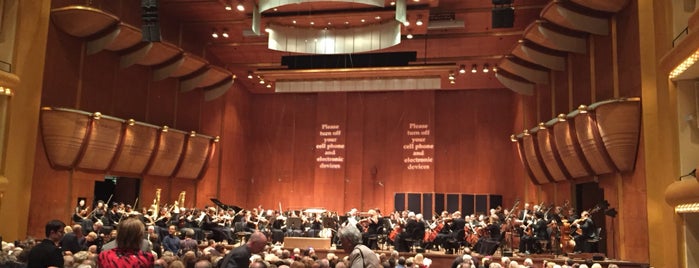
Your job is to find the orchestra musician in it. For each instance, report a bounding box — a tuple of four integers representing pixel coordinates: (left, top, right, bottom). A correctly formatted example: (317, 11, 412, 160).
(360, 209, 381, 249)
(531, 212, 549, 253)
(394, 211, 422, 252)
(516, 203, 534, 254)
(73, 198, 89, 223)
(90, 200, 107, 223)
(571, 210, 596, 253)
(201, 207, 233, 244)
(107, 203, 122, 226)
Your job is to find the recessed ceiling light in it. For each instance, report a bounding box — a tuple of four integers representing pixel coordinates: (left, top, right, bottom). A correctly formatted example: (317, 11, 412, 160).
(416, 19, 423, 26)
(236, 3, 245, 11)
(224, 4, 232, 11)
(390, 1, 396, 5)
(406, 33, 413, 39)
(361, 19, 366, 23)
(222, 31, 229, 38)
(375, 16, 381, 20)
(310, 21, 315, 25)
(345, 21, 349, 25)
(403, 21, 410, 27)
(266, 84, 272, 88)
(328, 22, 332, 25)
(292, 20, 297, 24)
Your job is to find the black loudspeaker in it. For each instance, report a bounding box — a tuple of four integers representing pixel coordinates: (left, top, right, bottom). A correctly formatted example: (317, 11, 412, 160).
(492, 7, 515, 28)
(492, 0, 512, 4)
(141, 0, 161, 42)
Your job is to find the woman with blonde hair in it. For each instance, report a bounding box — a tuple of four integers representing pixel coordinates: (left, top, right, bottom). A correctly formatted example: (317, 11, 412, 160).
(97, 217, 154, 267)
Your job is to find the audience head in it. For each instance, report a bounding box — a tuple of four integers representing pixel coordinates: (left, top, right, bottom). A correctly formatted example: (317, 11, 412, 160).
(337, 225, 362, 253)
(247, 231, 268, 254)
(45, 220, 66, 242)
(116, 217, 145, 251)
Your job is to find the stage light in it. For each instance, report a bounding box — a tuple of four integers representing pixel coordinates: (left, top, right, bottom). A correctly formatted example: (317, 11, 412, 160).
(211, 30, 219, 38)
(483, 63, 489, 73)
(236, 1, 245, 11)
(221, 29, 229, 38)
(247, 71, 253, 79)
(459, 65, 466, 74)
(471, 64, 477, 73)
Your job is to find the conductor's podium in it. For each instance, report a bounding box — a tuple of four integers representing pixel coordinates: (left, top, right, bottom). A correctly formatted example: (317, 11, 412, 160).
(283, 237, 332, 250)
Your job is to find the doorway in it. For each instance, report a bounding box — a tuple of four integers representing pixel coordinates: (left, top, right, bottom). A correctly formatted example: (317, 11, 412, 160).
(93, 176, 140, 207)
(575, 182, 607, 255)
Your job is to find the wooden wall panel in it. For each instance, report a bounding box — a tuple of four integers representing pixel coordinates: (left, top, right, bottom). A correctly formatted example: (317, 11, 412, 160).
(28, 137, 72, 238)
(314, 93, 344, 211)
(537, 84, 553, 121)
(216, 87, 250, 208)
(81, 51, 117, 113)
(291, 94, 316, 208)
(197, 92, 224, 206)
(552, 71, 571, 115)
(457, 91, 479, 193)
(571, 53, 592, 106)
(361, 93, 390, 211)
(113, 65, 150, 121)
(175, 89, 202, 132)
(344, 93, 364, 212)
(616, 3, 642, 99)
(41, 24, 81, 108)
(147, 79, 177, 127)
(434, 91, 463, 194)
(593, 35, 615, 101)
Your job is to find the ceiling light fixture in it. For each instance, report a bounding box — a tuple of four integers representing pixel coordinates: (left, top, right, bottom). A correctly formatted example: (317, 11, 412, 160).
(360, 19, 366, 23)
(224, 3, 232, 11)
(390, 1, 396, 5)
(483, 63, 489, 73)
(471, 64, 478, 73)
(265, 25, 271, 33)
(266, 83, 272, 88)
(310, 21, 315, 25)
(222, 29, 229, 38)
(416, 16, 424, 26)
(459, 64, 466, 74)
(406, 32, 413, 39)
(292, 20, 297, 24)
(492, 65, 498, 72)
(236, 1, 245, 11)
(247, 71, 253, 79)
(211, 30, 219, 38)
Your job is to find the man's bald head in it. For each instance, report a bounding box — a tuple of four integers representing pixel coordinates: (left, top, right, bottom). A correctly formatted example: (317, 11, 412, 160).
(247, 231, 268, 253)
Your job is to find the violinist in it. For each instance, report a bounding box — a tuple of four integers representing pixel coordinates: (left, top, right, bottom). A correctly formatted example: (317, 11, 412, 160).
(394, 212, 420, 252)
(73, 198, 89, 223)
(432, 211, 451, 250)
(201, 207, 233, 244)
(107, 203, 122, 226)
(517, 203, 535, 254)
(271, 211, 286, 244)
(91, 200, 107, 223)
(571, 210, 595, 253)
(360, 209, 381, 249)
(443, 211, 465, 254)
(531, 212, 549, 253)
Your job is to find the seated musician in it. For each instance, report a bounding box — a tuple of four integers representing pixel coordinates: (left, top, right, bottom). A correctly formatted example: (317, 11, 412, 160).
(91, 200, 107, 223)
(531, 212, 549, 253)
(441, 211, 465, 254)
(360, 209, 381, 249)
(201, 207, 233, 244)
(571, 210, 596, 253)
(432, 211, 451, 250)
(73, 198, 89, 223)
(107, 203, 122, 227)
(271, 211, 286, 244)
(394, 211, 420, 252)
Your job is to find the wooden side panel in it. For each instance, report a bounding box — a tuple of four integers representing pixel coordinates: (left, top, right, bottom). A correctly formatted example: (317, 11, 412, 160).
(344, 93, 364, 212)
(361, 93, 389, 211)
(113, 65, 150, 121)
(537, 84, 553, 121)
(593, 35, 615, 101)
(80, 51, 117, 113)
(571, 52, 592, 106)
(28, 138, 72, 238)
(291, 94, 316, 208)
(434, 91, 464, 194)
(175, 89, 202, 132)
(216, 87, 250, 207)
(553, 70, 571, 115)
(147, 79, 177, 127)
(41, 24, 81, 108)
(197, 91, 224, 205)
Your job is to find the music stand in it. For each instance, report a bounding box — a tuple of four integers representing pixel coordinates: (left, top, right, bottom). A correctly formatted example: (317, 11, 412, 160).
(287, 217, 302, 230)
(322, 217, 336, 229)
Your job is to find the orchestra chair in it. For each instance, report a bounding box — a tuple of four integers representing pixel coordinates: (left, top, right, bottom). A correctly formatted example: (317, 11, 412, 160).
(586, 227, 603, 253)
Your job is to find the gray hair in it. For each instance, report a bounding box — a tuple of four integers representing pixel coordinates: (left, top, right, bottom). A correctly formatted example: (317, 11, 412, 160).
(338, 225, 362, 246)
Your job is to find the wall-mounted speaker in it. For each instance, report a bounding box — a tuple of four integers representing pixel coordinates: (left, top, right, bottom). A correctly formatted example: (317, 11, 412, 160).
(492, 7, 515, 29)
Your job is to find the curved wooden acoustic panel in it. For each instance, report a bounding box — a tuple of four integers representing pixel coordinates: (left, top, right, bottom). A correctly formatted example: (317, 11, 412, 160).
(40, 108, 218, 179)
(522, 129, 554, 184)
(170, 53, 209, 78)
(523, 20, 587, 54)
(173, 134, 213, 179)
(536, 121, 570, 182)
(551, 114, 593, 179)
(541, 1, 609, 36)
(110, 121, 158, 174)
(104, 23, 143, 52)
(587, 97, 641, 172)
(40, 108, 92, 169)
(137, 42, 183, 66)
(498, 56, 549, 84)
(511, 40, 566, 71)
(76, 114, 124, 171)
(513, 134, 541, 186)
(495, 71, 535, 95)
(51, 6, 119, 38)
(571, 106, 615, 175)
(570, 0, 629, 13)
(198, 66, 233, 88)
(146, 129, 186, 177)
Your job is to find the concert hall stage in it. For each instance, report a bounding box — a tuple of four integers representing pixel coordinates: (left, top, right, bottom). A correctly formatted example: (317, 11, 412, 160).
(281, 247, 650, 268)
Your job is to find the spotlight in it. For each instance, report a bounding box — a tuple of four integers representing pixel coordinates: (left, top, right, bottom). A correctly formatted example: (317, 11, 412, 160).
(211, 30, 219, 38)
(222, 29, 229, 38)
(403, 21, 410, 26)
(390, 1, 396, 5)
(224, 4, 232, 11)
(236, 1, 245, 11)
(310, 21, 315, 25)
(247, 71, 253, 79)
(471, 64, 477, 73)
(448, 71, 455, 80)
(416, 17, 424, 26)
(492, 65, 498, 72)
(459, 64, 466, 74)
(265, 25, 271, 33)
(406, 33, 413, 39)
(450, 80, 456, 84)
(483, 63, 489, 73)
(266, 83, 272, 88)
